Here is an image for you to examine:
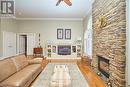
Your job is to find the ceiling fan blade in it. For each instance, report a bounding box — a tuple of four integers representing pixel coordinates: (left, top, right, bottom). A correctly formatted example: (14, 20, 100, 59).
(56, 0, 62, 6)
(63, 0, 72, 6)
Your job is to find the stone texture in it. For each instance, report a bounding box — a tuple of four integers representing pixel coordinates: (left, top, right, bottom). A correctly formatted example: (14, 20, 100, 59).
(92, 0, 126, 87)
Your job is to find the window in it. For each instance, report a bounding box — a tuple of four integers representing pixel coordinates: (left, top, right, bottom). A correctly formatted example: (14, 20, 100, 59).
(84, 15, 92, 58)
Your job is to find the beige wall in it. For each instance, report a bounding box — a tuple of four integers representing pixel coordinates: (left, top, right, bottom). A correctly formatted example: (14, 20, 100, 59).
(1, 18, 17, 32)
(17, 20, 83, 49)
(0, 19, 83, 57)
(0, 18, 17, 57)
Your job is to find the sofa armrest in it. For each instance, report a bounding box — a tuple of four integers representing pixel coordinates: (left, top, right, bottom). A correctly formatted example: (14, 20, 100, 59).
(27, 58, 43, 65)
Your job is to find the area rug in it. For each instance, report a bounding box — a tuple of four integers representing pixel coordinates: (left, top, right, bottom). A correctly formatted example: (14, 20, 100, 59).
(31, 63, 89, 87)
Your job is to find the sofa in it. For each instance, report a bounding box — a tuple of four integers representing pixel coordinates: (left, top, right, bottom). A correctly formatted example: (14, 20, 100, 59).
(0, 55, 43, 87)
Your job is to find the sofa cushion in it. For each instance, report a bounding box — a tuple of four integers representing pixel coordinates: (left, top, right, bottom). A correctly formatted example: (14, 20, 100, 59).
(0, 66, 33, 87)
(24, 64, 41, 74)
(12, 55, 28, 71)
(27, 58, 43, 64)
(0, 64, 41, 87)
(0, 58, 17, 82)
(24, 64, 42, 80)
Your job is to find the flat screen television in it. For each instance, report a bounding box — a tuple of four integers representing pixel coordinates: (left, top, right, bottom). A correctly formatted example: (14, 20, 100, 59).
(58, 45, 71, 55)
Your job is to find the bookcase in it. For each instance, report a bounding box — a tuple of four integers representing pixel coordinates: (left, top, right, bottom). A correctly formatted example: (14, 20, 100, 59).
(46, 44, 82, 58)
(77, 44, 82, 57)
(47, 45, 52, 57)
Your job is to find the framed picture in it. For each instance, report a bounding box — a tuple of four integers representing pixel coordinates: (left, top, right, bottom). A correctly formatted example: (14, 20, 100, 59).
(72, 46, 76, 53)
(57, 29, 63, 39)
(52, 46, 56, 53)
(65, 29, 71, 39)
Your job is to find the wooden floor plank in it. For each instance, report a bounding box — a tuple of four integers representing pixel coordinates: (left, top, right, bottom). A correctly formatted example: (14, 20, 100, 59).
(77, 61, 107, 87)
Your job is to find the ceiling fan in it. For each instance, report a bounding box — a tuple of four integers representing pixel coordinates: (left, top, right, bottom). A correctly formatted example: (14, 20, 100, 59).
(56, 0, 72, 6)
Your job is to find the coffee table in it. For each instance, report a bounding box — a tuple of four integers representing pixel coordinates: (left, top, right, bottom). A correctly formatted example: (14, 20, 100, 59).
(54, 65, 69, 72)
(31, 63, 89, 87)
(50, 65, 71, 87)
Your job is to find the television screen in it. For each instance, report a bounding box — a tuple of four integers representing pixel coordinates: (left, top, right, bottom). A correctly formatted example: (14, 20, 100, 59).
(58, 45, 71, 55)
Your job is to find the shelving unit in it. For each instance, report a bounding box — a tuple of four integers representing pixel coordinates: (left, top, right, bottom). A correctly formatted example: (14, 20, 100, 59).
(52, 45, 57, 53)
(46, 44, 82, 58)
(47, 45, 52, 57)
(77, 44, 82, 57)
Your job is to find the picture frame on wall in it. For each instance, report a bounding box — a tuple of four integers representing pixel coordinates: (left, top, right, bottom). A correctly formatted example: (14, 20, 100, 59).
(57, 29, 63, 39)
(52, 46, 56, 53)
(72, 46, 76, 53)
(65, 29, 71, 39)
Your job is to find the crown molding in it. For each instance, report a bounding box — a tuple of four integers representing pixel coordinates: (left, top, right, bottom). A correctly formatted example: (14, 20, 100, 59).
(16, 18, 83, 21)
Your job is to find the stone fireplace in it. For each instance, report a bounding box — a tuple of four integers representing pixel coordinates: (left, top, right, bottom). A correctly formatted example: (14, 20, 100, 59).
(98, 55, 110, 78)
(92, 0, 126, 86)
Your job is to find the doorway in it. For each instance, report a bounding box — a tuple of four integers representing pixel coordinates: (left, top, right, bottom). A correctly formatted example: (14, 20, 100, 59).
(19, 35, 27, 56)
(18, 33, 36, 56)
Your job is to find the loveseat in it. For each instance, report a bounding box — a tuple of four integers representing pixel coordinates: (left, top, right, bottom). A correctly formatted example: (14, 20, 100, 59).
(0, 55, 42, 87)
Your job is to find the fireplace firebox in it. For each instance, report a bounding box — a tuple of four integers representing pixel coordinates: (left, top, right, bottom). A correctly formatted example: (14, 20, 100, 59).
(98, 55, 110, 78)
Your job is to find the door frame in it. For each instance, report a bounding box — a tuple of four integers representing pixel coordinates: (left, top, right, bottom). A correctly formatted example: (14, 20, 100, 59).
(17, 33, 36, 56)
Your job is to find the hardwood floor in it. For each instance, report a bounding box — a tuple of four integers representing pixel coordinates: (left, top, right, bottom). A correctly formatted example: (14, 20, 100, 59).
(77, 61, 107, 87)
(31, 59, 107, 87)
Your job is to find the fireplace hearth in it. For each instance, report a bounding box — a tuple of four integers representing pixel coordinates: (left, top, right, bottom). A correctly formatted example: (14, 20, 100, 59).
(97, 55, 110, 78)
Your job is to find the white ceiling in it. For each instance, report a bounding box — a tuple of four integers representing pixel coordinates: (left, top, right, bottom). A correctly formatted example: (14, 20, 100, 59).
(15, 0, 93, 19)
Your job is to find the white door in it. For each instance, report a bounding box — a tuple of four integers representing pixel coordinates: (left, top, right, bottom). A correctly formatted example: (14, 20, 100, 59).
(3, 31, 16, 58)
(27, 33, 36, 55)
(19, 35, 26, 54)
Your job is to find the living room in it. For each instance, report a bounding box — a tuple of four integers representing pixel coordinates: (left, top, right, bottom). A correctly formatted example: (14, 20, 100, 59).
(0, 0, 130, 87)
